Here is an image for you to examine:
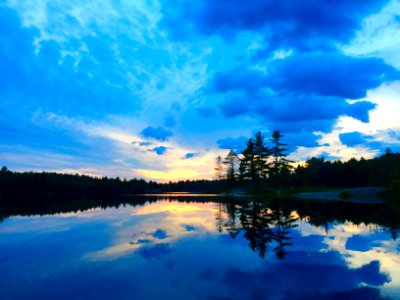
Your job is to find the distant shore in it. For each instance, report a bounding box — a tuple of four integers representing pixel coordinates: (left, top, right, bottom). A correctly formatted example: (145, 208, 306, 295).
(292, 187, 385, 203)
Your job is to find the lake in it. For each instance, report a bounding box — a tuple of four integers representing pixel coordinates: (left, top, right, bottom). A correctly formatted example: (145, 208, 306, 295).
(1, 194, 400, 299)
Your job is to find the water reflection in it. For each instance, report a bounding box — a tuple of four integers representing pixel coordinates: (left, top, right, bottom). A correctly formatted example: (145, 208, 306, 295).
(221, 198, 298, 259)
(0, 195, 400, 299)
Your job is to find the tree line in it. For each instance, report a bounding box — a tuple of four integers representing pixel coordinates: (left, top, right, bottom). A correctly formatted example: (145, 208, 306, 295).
(216, 132, 400, 192)
(1, 131, 399, 199)
(0, 166, 224, 199)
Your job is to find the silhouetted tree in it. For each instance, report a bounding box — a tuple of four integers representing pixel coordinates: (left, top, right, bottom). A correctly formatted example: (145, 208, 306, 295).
(269, 131, 293, 188)
(241, 132, 270, 190)
(214, 155, 224, 180)
(240, 199, 273, 258)
(223, 150, 239, 186)
(269, 200, 298, 259)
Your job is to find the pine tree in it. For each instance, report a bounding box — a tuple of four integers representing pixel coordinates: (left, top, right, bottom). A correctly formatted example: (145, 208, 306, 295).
(240, 132, 270, 190)
(269, 131, 293, 188)
(214, 155, 224, 180)
(223, 150, 239, 186)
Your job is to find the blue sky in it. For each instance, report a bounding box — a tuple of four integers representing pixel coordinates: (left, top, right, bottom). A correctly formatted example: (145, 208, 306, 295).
(1, 0, 400, 181)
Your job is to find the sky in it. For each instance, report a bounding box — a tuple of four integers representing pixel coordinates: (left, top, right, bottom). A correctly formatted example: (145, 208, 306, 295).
(1, 0, 400, 182)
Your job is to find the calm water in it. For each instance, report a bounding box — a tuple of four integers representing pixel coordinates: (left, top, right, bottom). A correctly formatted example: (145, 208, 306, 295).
(1, 195, 400, 299)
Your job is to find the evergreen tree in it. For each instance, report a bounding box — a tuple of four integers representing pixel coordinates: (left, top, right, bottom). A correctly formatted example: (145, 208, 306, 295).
(214, 155, 224, 180)
(241, 138, 256, 187)
(240, 132, 270, 189)
(223, 150, 239, 186)
(269, 131, 293, 188)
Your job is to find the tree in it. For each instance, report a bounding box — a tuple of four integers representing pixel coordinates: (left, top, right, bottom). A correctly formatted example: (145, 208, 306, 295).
(241, 138, 256, 187)
(223, 150, 239, 186)
(214, 155, 224, 180)
(269, 131, 293, 188)
(240, 132, 270, 189)
(254, 132, 271, 182)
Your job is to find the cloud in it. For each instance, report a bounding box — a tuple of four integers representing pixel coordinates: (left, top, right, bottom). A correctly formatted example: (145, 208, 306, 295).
(284, 132, 321, 152)
(138, 243, 171, 260)
(219, 256, 390, 299)
(183, 224, 198, 231)
(183, 152, 198, 159)
(345, 234, 379, 252)
(216, 136, 248, 152)
(162, 0, 388, 52)
(211, 69, 265, 93)
(141, 126, 172, 141)
(211, 53, 400, 99)
(207, 50, 398, 134)
(151, 146, 169, 155)
(339, 132, 367, 147)
(218, 93, 377, 133)
(267, 52, 400, 99)
(151, 229, 168, 239)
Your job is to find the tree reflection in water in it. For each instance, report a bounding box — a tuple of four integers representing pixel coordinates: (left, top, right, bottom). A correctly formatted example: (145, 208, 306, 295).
(220, 198, 298, 259)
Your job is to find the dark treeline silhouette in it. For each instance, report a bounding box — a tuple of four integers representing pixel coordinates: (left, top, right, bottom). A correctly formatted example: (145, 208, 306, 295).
(0, 166, 224, 198)
(292, 149, 400, 189)
(218, 132, 400, 192)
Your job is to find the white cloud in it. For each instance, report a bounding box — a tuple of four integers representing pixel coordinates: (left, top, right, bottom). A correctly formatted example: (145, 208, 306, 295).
(343, 0, 400, 68)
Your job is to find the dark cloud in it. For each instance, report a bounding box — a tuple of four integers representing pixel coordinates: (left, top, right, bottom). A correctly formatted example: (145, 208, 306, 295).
(217, 95, 253, 118)
(138, 243, 171, 260)
(162, 0, 388, 52)
(339, 132, 367, 147)
(212, 53, 399, 99)
(267, 53, 400, 99)
(218, 93, 376, 133)
(183, 224, 198, 231)
(208, 49, 398, 134)
(339, 132, 400, 152)
(139, 141, 152, 146)
(355, 260, 391, 286)
(141, 126, 172, 141)
(290, 234, 328, 251)
(284, 132, 320, 151)
(136, 239, 151, 245)
(183, 152, 198, 159)
(219, 256, 390, 300)
(151, 229, 168, 239)
(212, 69, 265, 93)
(345, 234, 376, 252)
(151, 146, 168, 155)
(216, 136, 248, 152)
(346, 101, 377, 123)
